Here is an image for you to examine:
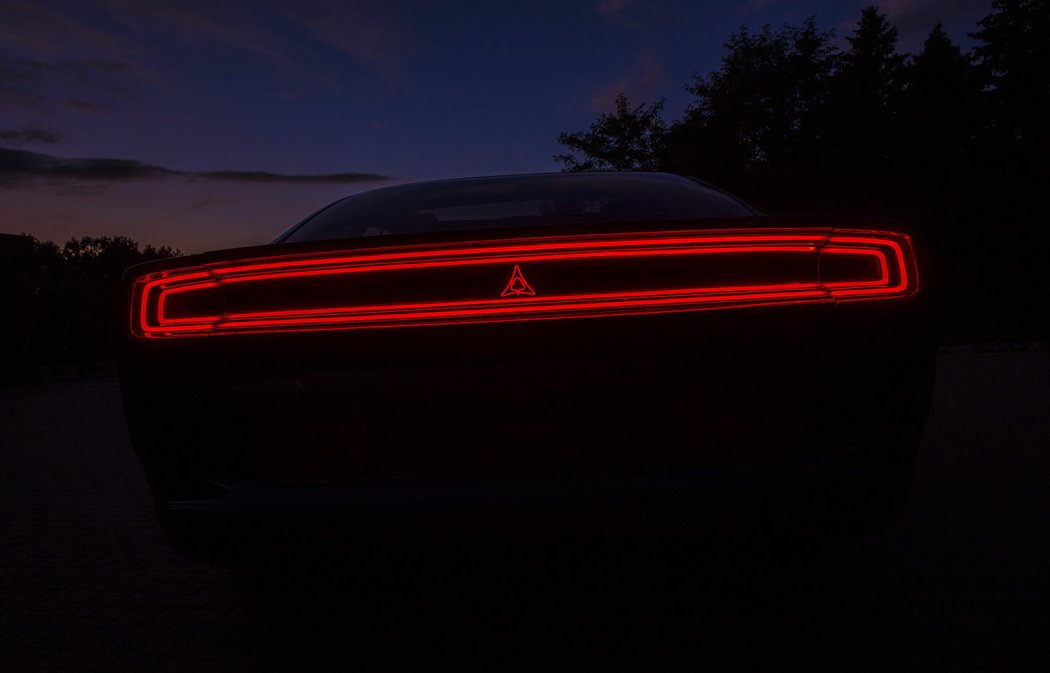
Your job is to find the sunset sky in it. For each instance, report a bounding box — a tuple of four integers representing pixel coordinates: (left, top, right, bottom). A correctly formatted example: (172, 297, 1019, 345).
(1, 0, 988, 253)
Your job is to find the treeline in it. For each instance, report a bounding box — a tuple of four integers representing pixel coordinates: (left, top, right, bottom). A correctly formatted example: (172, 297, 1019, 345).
(1, 233, 179, 379)
(556, 2, 1049, 343)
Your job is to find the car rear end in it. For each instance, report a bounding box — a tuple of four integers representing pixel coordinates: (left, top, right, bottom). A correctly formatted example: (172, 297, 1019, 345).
(118, 174, 935, 566)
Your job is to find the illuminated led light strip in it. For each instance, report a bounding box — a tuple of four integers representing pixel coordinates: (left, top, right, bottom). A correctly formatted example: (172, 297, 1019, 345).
(819, 247, 890, 288)
(220, 286, 829, 329)
(217, 245, 819, 284)
(140, 248, 821, 336)
(216, 298, 834, 334)
(211, 232, 830, 278)
(824, 234, 912, 298)
(156, 281, 221, 325)
(222, 282, 824, 321)
(138, 271, 216, 332)
(130, 228, 917, 337)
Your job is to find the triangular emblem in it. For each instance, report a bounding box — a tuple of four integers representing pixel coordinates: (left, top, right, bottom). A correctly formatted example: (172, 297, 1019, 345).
(500, 265, 536, 297)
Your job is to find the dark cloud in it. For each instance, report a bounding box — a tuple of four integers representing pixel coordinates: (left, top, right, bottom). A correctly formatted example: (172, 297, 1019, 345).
(3, 1, 405, 96)
(597, 0, 629, 16)
(881, 0, 990, 50)
(0, 57, 135, 112)
(192, 170, 387, 184)
(62, 99, 95, 110)
(0, 127, 62, 145)
(0, 147, 388, 187)
(587, 51, 664, 113)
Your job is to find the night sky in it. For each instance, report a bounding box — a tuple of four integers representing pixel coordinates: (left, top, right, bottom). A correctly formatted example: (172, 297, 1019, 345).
(1, 0, 988, 252)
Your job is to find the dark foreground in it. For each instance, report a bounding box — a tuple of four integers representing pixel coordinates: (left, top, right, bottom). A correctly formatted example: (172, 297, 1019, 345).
(2, 349, 1048, 672)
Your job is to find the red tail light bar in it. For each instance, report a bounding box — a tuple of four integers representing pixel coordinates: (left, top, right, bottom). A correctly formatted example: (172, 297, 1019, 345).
(130, 228, 918, 338)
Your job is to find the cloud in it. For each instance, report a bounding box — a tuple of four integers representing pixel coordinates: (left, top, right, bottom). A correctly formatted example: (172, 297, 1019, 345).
(586, 51, 664, 113)
(880, 0, 986, 16)
(62, 99, 96, 110)
(0, 128, 61, 145)
(886, 0, 989, 47)
(194, 169, 387, 184)
(100, 0, 404, 83)
(100, 1, 297, 71)
(1, 0, 405, 106)
(0, 2, 156, 113)
(0, 57, 136, 113)
(597, 0, 629, 16)
(842, 0, 989, 51)
(0, 1, 140, 62)
(285, 2, 405, 82)
(0, 147, 388, 188)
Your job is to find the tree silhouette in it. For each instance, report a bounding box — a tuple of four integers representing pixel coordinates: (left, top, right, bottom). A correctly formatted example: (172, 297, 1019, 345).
(663, 18, 837, 208)
(823, 6, 906, 201)
(1, 234, 180, 376)
(785, 18, 838, 164)
(62, 235, 179, 279)
(688, 19, 835, 171)
(971, 0, 1050, 153)
(554, 94, 667, 172)
(554, 4, 1050, 342)
(900, 25, 980, 201)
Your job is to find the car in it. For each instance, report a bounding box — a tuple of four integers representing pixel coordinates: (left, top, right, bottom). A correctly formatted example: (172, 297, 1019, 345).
(118, 171, 935, 567)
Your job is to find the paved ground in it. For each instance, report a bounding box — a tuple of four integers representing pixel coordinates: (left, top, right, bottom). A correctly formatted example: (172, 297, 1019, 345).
(2, 349, 1049, 672)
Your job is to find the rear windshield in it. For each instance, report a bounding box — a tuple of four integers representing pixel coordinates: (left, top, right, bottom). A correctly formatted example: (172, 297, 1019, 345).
(280, 173, 756, 242)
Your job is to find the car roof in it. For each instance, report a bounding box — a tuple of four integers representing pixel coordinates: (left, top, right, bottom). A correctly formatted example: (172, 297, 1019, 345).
(373, 171, 698, 190)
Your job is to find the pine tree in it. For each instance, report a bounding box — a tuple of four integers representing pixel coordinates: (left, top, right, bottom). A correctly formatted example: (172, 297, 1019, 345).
(901, 24, 980, 192)
(970, 0, 1050, 150)
(827, 6, 906, 184)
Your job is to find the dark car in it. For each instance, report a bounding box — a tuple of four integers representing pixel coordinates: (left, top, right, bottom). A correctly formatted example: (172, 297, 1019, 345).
(118, 172, 934, 567)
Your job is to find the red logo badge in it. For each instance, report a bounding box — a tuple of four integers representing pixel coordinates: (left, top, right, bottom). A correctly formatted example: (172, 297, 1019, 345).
(501, 265, 536, 297)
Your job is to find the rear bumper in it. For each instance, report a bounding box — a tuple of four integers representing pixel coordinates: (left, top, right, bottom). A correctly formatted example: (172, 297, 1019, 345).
(156, 456, 915, 565)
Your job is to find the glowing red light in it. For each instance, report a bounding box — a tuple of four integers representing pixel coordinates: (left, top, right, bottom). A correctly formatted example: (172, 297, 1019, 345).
(130, 228, 918, 338)
(501, 265, 536, 297)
